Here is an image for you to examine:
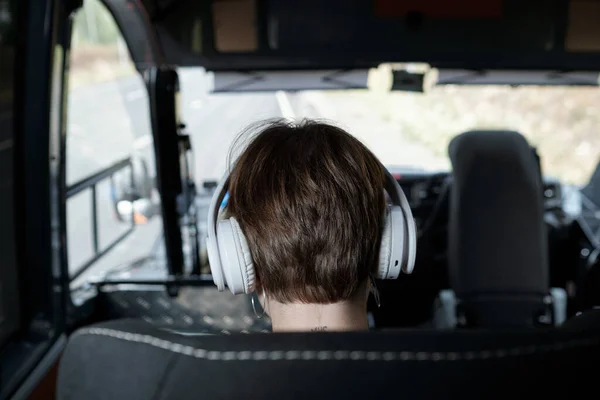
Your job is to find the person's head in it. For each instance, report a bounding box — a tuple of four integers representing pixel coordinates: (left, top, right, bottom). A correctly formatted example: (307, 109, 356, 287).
(224, 119, 387, 327)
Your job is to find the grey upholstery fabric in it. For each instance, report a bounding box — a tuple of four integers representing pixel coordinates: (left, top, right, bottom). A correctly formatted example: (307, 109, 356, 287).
(57, 318, 600, 399)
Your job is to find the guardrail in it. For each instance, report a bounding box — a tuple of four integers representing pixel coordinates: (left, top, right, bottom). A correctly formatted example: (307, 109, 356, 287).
(67, 158, 135, 280)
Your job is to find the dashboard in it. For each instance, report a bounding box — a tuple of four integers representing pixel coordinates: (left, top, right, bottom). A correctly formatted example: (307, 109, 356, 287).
(390, 167, 561, 262)
(389, 167, 568, 265)
(391, 168, 563, 219)
(389, 170, 449, 236)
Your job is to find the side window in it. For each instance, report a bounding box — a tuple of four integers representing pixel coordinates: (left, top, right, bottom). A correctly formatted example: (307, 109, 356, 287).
(67, 0, 159, 280)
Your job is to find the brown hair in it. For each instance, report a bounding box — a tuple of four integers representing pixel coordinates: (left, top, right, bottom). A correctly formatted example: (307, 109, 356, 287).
(226, 119, 386, 303)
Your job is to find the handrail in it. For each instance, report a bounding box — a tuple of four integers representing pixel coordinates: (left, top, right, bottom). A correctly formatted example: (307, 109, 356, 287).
(67, 158, 135, 280)
(67, 158, 132, 198)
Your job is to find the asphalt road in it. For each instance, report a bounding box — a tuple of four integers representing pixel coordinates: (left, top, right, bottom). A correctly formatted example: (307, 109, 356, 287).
(178, 69, 287, 184)
(66, 75, 147, 273)
(66, 68, 286, 276)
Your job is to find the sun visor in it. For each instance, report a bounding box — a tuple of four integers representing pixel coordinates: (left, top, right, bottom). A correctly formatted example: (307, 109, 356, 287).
(212, 70, 369, 93)
(436, 70, 600, 86)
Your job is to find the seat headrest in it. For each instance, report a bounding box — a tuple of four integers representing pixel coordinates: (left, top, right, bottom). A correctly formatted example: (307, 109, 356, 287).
(448, 130, 548, 297)
(57, 319, 600, 399)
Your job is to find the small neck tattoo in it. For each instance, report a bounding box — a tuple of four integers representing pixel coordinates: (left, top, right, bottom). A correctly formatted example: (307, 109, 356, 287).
(311, 326, 327, 332)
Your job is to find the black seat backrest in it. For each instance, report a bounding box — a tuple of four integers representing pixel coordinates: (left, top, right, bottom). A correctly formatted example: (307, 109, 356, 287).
(448, 130, 549, 328)
(57, 318, 600, 399)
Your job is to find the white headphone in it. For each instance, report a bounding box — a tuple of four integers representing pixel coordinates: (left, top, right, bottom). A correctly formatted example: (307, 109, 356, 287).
(206, 165, 417, 295)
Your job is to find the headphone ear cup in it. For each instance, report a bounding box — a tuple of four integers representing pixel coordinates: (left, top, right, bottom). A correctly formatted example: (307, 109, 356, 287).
(378, 208, 392, 279)
(381, 206, 407, 279)
(229, 218, 256, 293)
(403, 216, 417, 274)
(216, 218, 255, 294)
(383, 167, 417, 276)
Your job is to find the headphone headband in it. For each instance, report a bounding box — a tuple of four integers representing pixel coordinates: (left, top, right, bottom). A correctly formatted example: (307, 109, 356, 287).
(208, 165, 410, 226)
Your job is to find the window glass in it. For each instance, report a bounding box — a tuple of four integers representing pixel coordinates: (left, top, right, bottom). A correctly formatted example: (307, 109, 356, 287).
(319, 83, 600, 186)
(67, 0, 161, 281)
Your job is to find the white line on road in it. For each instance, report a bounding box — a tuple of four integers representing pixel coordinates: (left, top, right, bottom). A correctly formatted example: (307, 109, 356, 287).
(133, 134, 153, 150)
(275, 90, 295, 120)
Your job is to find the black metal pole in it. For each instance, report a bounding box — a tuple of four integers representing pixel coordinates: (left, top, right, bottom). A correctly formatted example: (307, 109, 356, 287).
(91, 185, 99, 255)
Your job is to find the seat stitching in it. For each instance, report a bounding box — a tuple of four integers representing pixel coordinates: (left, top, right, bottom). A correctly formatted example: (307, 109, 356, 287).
(73, 327, 600, 362)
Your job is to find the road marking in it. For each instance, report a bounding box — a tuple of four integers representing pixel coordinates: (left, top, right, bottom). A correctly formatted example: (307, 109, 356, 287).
(125, 89, 145, 102)
(133, 134, 153, 150)
(275, 90, 295, 120)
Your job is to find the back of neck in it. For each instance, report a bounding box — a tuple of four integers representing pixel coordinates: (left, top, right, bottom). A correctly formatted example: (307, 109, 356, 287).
(268, 300, 368, 332)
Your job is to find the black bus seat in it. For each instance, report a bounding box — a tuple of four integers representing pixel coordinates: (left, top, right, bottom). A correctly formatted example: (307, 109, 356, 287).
(561, 307, 600, 331)
(433, 288, 567, 329)
(57, 317, 600, 399)
(440, 130, 554, 328)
